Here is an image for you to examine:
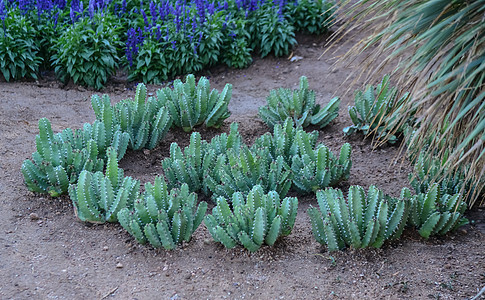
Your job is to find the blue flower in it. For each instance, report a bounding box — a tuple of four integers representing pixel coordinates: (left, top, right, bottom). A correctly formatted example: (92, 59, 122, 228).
(88, 0, 95, 19)
(0, 0, 6, 22)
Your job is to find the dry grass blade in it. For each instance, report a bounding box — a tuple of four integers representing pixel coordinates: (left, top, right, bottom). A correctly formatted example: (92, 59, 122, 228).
(329, 0, 485, 207)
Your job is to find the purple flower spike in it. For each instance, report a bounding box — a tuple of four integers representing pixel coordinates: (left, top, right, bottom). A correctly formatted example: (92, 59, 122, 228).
(88, 0, 95, 19)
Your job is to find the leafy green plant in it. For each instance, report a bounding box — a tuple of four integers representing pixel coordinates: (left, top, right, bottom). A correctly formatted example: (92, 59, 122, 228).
(292, 137, 352, 194)
(204, 185, 298, 252)
(161, 123, 242, 194)
(156, 74, 232, 132)
(250, 8, 297, 58)
(205, 146, 293, 201)
(21, 117, 129, 196)
(51, 14, 121, 89)
(343, 75, 410, 143)
(108, 83, 172, 150)
(308, 186, 412, 251)
(259, 76, 340, 129)
(221, 19, 253, 69)
(117, 180, 207, 250)
(69, 148, 140, 223)
(0, 12, 42, 81)
(128, 38, 169, 84)
(287, 0, 335, 34)
(408, 184, 468, 239)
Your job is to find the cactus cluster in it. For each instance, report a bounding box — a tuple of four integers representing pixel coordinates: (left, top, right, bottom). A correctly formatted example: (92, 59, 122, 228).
(252, 118, 319, 162)
(117, 180, 207, 250)
(291, 132, 352, 194)
(258, 76, 340, 129)
(162, 119, 351, 202)
(161, 123, 243, 194)
(69, 148, 140, 223)
(343, 75, 410, 143)
(252, 119, 352, 194)
(206, 146, 293, 200)
(409, 184, 468, 239)
(21, 118, 130, 196)
(23, 74, 470, 254)
(156, 74, 232, 132)
(308, 183, 469, 251)
(308, 186, 411, 251)
(409, 153, 472, 197)
(204, 185, 298, 252)
(92, 83, 172, 151)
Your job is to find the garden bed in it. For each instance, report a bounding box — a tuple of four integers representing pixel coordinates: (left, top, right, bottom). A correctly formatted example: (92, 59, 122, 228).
(1, 34, 484, 299)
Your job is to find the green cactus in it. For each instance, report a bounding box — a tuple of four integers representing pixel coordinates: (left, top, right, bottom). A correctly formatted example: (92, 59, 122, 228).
(291, 140, 352, 194)
(205, 146, 293, 201)
(343, 75, 410, 143)
(252, 118, 318, 162)
(162, 131, 207, 193)
(409, 152, 478, 199)
(117, 180, 207, 250)
(408, 184, 468, 239)
(21, 118, 113, 196)
(258, 76, 340, 129)
(204, 185, 298, 252)
(308, 186, 412, 251)
(69, 148, 140, 223)
(161, 122, 243, 195)
(156, 74, 232, 132)
(110, 83, 172, 150)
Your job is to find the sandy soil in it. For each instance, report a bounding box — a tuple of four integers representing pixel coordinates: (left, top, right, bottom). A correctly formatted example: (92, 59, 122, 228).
(0, 32, 484, 300)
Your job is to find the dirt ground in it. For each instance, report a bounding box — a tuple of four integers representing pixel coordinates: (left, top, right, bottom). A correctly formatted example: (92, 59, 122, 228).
(0, 31, 484, 300)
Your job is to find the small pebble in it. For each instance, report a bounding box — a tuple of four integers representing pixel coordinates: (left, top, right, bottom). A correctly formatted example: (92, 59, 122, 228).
(29, 213, 39, 221)
(116, 262, 123, 269)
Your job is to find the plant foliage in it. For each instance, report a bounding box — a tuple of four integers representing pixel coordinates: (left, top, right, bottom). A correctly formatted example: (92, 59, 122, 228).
(21, 117, 129, 196)
(308, 186, 412, 251)
(51, 14, 121, 90)
(107, 83, 172, 150)
(259, 76, 340, 129)
(292, 139, 352, 194)
(117, 181, 207, 250)
(252, 118, 319, 162)
(343, 75, 411, 144)
(0, 11, 42, 81)
(335, 0, 485, 206)
(156, 74, 231, 132)
(69, 148, 140, 223)
(408, 184, 468, 239)
(205, 146, 293, 201)
(204, 185, 298, 252)
(161, 123, 242, 194)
